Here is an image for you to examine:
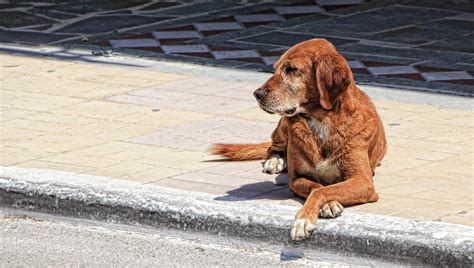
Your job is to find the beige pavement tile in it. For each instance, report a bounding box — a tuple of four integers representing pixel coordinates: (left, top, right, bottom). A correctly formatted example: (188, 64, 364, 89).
(0, 146, 54, 165)
(376, 154, 431, 175)
(113, 108, 213, 128)
(151, 178, 253, 197)
(392, 167, 471, 185)
(391, 201, 472, 222)
(388, 137, 472, 155)
(373, 174, 416, 189)
(85, 162, 156, 179)
(385, 126, 433, 139)
(38, 153, 121, 168)
(378, 108, 417, 121)
(130, 147, 221, 171)
(406, 109, 474, 128)
(7, 135, 103, 154)
(68, 141, 140, 157)
(61, 120, 158, 141)
(14, 160, 96, 174)
(387, 145, 457, 161)
(1, 90, 85, 112)
(119, 167, 187, 183)
(3, 118, 71, 133)
(1, 126, 44, 142)
(440, 115, 474, 128)
(414, 187, 473, 206)
(79, 74, 172, 88)
(422, 132, 472, 144)
(23, 112, 97, 126)
(374, 100, 440, 113)
(2, 75, 78, 95)
(228, 107, 280, 123)
(377, 179, 440, 196)
(108, 69, 186, 82)
(352, 196, 437, 215)
(52, 100, 144, 119)
(439, 214, 473, 226)
(419, 153, 473, 176)
(456, 138, 474, 147)
(0, 109, 37, 121)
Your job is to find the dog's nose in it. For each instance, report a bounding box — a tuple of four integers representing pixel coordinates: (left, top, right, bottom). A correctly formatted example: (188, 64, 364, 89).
(253, 89, 266, 101)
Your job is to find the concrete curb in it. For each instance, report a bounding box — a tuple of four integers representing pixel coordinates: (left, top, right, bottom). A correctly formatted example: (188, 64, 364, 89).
(0, 166, 472, 266)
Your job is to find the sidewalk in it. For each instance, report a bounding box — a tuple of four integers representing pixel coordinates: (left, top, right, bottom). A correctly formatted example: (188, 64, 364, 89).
(1, 47, 473, 226)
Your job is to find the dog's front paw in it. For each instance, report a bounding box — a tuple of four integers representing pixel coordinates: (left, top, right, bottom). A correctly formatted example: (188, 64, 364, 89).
(319, 200, 344, 218)
(290, 217, 316, 241)
(262, 154, 286, 174)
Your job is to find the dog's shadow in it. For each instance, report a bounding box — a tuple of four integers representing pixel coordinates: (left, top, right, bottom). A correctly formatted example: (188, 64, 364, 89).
(214, 173, 304, 204)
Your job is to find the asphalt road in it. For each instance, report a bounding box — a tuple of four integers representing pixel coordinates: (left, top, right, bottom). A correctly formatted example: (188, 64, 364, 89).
(0, 209, 403, 266)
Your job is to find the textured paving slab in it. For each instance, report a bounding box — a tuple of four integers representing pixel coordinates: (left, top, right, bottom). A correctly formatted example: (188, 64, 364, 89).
(0, 48, 473, 227)
(1, 1, 473, 94)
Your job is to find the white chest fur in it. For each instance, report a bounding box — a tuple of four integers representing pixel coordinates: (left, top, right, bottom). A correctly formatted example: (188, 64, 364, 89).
(307, 117, 328, 145)
(306, 117, 341, 183)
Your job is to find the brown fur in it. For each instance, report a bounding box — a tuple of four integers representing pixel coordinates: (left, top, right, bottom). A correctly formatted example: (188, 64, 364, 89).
(210, 142, 270, 161)
(210, 39, 387, 240)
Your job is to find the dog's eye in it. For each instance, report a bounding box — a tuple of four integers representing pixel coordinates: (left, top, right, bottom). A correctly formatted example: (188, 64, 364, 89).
(284, 66, 297, 74)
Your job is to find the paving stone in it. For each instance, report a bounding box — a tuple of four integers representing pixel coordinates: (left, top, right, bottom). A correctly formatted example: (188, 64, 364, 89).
(109, 38, 160, 48)
(127, 116, 273, 151)
(421, 33, 474, 54)
(0, 11, 57, 28)
(55, 15, 169, 34)
(369, 26, 470, 45)
(107, 88, 256, 114)
(0, 29, 75, 45)
(35, 1, 149, 14)
(151, 178, 257, 199)
(236, 31, 356, 48)
(152, 2, 238, 16)
(295, 5, 458, 34)
(29, 8, 79, 20)
(338, 43, 471, 64)
(401, 0, 474, 13)
(139, 2, 182, 11)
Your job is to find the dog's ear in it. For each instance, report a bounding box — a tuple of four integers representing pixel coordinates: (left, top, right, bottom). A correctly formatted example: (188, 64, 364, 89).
(315, 53, 353, 110)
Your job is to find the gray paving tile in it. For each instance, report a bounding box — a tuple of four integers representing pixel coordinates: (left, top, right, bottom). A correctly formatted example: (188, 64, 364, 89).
(420, 19, 474, 32)
(29, 8, 79, 20)
(151, 2, 239, 16)
(0, 29, 76, 45)
(236, 31, 356, 47)
(292, 5, 458, 35)
(55, 15, 169, 34)
(34, 1, 149, 14)
(420, 33, 474, 54)
(0, 11, 57, 28)
(338, 43, 472, 64)
(401, 0, 474, 13)
(110, 38, 160, 48)
(420, 71, 472, 82)
(368, 26, 469, 45)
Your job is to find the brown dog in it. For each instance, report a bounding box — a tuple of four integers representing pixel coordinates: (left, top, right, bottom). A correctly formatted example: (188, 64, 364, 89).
(211, 39, 387, 241)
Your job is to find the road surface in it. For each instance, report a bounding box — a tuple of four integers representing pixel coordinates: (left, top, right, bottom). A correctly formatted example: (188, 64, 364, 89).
(0, 208, 404, 266)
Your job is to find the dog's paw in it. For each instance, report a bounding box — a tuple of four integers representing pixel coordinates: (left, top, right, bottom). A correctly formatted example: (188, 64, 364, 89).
(262, 154, 286, 174)
(318, 200, 344, 218)
(290, 218, 316, 241)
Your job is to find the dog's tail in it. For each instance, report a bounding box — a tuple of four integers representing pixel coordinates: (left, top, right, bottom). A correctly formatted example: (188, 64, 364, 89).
(210, 142, 271, 161)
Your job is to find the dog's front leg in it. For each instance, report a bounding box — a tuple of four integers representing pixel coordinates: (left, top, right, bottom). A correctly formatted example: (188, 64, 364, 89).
(291, 149, 378, 241)
(263, 118, 289, 174)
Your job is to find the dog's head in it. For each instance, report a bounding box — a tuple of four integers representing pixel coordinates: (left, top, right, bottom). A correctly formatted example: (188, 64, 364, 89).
(254, 39, 353, 116)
